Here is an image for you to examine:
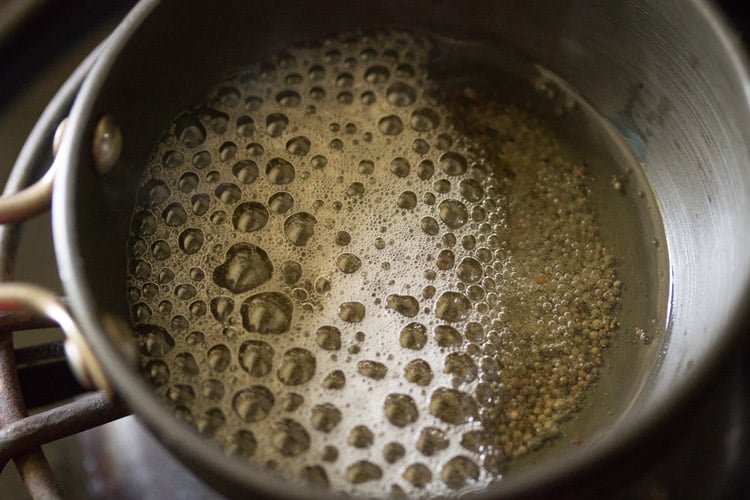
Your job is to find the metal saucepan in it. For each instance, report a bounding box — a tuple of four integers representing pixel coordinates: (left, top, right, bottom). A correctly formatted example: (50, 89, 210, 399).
(1, 0, 749, 498)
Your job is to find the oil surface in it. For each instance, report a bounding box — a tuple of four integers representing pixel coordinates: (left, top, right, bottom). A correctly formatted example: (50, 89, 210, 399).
(125, 29, 647, 497)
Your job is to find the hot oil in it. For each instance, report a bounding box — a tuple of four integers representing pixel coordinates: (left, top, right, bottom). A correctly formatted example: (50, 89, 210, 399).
(125, 29, 668, 497)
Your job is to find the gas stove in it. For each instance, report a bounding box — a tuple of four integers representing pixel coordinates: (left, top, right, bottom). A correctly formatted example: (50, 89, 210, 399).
(0, 2, 748, 499)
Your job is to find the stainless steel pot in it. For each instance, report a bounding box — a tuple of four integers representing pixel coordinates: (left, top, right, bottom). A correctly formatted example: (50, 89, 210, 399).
(1, 0, 749, 498)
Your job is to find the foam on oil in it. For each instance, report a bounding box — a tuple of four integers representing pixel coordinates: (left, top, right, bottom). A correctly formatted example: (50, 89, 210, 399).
(125, 29, 667, 497)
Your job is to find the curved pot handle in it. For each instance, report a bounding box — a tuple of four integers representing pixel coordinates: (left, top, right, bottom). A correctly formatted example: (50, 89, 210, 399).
(0, 164, 56, 224)
(0, 284, 111, 395)
(0, 44, 114, 394)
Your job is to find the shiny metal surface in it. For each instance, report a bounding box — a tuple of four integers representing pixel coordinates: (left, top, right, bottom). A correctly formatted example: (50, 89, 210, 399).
(45, 0, 750, 498)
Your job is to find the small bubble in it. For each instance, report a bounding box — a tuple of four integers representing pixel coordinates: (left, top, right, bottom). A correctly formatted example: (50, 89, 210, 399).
(335, 231, 351, 246)
(444, 353, 478, 383)
(167, 384, 195, 407)
(162, 203, 187, 227)
(404, 359, 433, 386)
(196, 408, 226, 437)
(286, 136, 311, 156)
(241, 292, 293, 334)
(346, 461, 382, 484)
(400, 322, 427, 350)
(437, 249, 455, 270)
(163, 150, 184, 169)
(336, 72, 354, 87)
(266, 158, 296, 184)
(390, 157, 410, 177)
(316, 325, 342, 350)
(177, 228, 204, 255)
(378, 115, 404, 135)
(364, 65, 390, 83)
(191, 194, 210, 215)
(322, 369, 346, 389)
(173, 352, 198, 377)
(435, 133, 453, 150)
(416, 427, 449, 457)
(459, 178, 484, 202)
(227, 430, 257, 458)
(207, 344, 231, 372)
(276, 89, 301, 107)
(271, 418, 310, 457)
(301, 466, 328, 488)
(143, 360, 170, 387)
(142, 180, 171, 207)
(462, 235, 476, 251)
(244, 95, 263, 111)
(309, 65, 326, 81)
(429, 388, 478, 425)
(213, 243, 273, 293)
(178, 172, 199, 193)
(439, 152, 468, 176)
(410, 108, 440, 131)
(435, 292, 470, 322)
(233, 386, 275, 422)
(384, 393, 418, 427)
(215, 86, 240, 107)
(151, 240, 171, 260)
(386, 82, 416, 106)
(232, 160, 259, 184)
(358, 160, 375, 175)
(284, 212, 317, 246)
(433, 179, 451, 194)
(219, 141, 237, 162)
(193, 150, 211, 169)
(441, 456, 479, 490)
(397, 191, 417, 209)
(322, 446, 339, 462)
(236, 116, 255, 137)
(337, 92, 354, 105)
(434, 324, 462, 347)
(346, 182, 365, 196)
(266, 113, 289, 137)
(189, 302, 206, 318)
(277, 348, 316, 385)
(268, 192, 294, 215)
(311, 403, 342, 432)
(280, 392, 304, 411)
(403, 463, 432, 488)
(311, 155, 328, 169)
(310, 87, 326, 100)
(357, 360, 388, 380)
(383, 442, 405, 464)
(360, 91, 376, 105)
(457, 257, 483, 283)
(348, 425, 374, 448)
(420, 217, 439, 236)
(315, 276, 331, 294)
(175, 114, 206, 148)
(239, 340, 275, 377)
(232, 202, 269, 233)
(386, 294, 420, 317)
(175, 284, 197, 300)
(338, 302, 365, 323)
(465, 322, 484, 342)
(132, 212, 157, 237)
(439, 199, 468, 229)
(336, 253, 362, 273)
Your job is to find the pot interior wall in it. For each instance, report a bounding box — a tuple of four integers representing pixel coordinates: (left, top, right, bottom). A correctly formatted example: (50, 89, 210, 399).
(58, 0, 750, 496)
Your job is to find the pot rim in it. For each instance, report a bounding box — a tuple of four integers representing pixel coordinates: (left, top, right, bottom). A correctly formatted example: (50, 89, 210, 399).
(52, 0, 750, 498)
